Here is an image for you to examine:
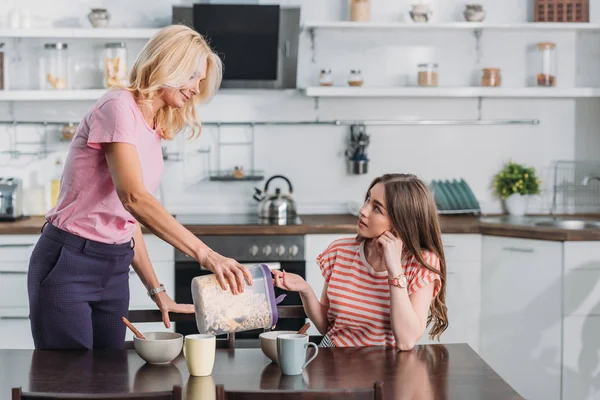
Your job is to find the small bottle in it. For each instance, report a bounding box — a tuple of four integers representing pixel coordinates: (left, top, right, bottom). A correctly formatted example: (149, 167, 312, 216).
(319, 68, 333, 86)
(417, 63, 438, 87)
(50, 158, 63, 208)
(347, 69, 364, 87)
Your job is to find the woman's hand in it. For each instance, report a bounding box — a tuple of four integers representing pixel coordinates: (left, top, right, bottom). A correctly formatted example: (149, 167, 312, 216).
(152, 291, 194, 329)
(377, 231, 405, 276)
(199, 250, 253, 295)
(272, 270, 310, 294)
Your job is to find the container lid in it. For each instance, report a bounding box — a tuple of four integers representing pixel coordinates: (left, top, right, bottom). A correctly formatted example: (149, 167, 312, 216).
(418, 63, 438, 68)
(320, 68, 332, 73)
(45, 43, 68, 50)
(350, 69, 362, 73)
(105, 42, 127, 48)
(536, 42, 556, 50)
(258, 263, 280, 328)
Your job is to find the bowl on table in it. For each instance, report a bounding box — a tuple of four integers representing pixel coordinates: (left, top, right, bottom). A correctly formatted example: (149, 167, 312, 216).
(133, 332, 183, 365)
(259, 330, 297, 363)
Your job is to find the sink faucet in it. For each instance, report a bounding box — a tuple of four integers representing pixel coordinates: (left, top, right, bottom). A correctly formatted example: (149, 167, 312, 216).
(582, 175, 600, 186)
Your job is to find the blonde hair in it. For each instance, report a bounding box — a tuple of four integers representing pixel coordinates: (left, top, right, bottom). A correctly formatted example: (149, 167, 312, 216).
(359, 174, 449, 340)
(125, 24, 222, 140)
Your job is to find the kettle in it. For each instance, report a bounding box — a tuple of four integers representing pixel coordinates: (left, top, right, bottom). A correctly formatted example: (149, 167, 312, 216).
(253, 175, 298, 225)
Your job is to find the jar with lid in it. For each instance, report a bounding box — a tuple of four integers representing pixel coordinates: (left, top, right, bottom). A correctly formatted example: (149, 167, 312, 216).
(0, 43, 5, 90)
(319, 68, 333, 86)
(191, 264, 285, 335)
(104, 42, 128, 88)
(536, 42, 556, 87)
(481, 68, 501, 87)
(348, 69, 364, 87)
(417, 63, 438, 87)
(42, 42, 68, 90)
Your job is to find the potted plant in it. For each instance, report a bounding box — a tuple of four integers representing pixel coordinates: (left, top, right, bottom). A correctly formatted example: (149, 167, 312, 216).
(493, 161, 541, 216)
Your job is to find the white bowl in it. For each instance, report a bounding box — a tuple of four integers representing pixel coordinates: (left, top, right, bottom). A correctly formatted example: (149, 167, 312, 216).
(133, 332, 184, 365)
(259, 330, 297, 363)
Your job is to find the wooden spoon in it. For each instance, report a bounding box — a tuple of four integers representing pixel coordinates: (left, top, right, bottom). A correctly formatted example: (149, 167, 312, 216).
(297, 322, 311, 335)
(121, 316, 145, 339)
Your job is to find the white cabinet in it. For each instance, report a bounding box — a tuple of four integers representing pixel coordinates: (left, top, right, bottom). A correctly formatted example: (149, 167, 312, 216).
(418, 234, 482, 352)
(0, 233, 174, 349)
(0, 235, 39, 349)
(562, 242, 600, 400)
(480, 236, 562, 400)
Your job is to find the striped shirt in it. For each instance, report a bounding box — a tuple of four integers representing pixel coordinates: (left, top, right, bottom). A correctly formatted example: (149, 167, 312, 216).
(317, 237, 441, 348)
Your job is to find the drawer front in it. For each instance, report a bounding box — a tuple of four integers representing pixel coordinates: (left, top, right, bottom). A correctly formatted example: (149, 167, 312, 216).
(564, 242, 600, 273)
(564, 269, 600, 316)
(144, 235, 174, 263)
(0, 308, 34, 349)
(0, 235, 39, 263)
(129, 261, 174, 309)
(442, 234, 481, 263)
(0, 271, 28, 308)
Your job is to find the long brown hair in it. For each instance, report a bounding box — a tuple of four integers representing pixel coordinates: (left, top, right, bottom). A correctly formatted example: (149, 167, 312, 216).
(362, 173, 448, 340)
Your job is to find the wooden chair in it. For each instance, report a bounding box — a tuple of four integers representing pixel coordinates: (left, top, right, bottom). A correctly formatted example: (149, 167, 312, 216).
(12, 385, 182, 400)
(126, 306, 315, 349)
(215, 382, 384, 400)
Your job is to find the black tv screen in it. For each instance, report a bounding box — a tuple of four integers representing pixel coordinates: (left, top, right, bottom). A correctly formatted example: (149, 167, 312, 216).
(193, 4, 280, 81)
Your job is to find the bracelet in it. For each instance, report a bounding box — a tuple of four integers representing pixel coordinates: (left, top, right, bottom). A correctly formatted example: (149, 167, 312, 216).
(147, 284, 166, 297)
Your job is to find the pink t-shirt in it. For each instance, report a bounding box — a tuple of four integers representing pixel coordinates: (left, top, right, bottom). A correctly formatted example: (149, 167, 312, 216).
(46, 90, 164, 244)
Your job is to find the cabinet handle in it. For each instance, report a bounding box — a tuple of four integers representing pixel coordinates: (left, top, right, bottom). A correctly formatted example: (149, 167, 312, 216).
(0, 271, 27, 275)
(444, 245, 456, 248)
(0, 316, 29, 320)
(502, 246, 535, 253)
(0, 243, 34, 248)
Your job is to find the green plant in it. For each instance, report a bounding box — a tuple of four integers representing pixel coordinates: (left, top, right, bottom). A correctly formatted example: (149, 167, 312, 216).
(493, 161, 541, 200)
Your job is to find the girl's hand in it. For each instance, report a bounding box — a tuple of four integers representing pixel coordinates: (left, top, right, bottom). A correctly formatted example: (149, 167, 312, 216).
(272, 270, 310, 294)
(152, 291, 195, 329)
(377, 231, 405, 276)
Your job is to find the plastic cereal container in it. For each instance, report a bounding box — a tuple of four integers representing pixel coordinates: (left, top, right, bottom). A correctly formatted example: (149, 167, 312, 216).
(191, 264, 285, 336)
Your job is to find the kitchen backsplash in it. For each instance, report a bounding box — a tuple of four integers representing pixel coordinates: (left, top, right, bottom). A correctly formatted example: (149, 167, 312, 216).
(1, 0, 600, 216)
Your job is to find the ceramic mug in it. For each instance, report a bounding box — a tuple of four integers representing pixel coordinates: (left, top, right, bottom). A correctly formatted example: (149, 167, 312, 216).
(276, 334, 319, 376)
(183, 334, 216, 377)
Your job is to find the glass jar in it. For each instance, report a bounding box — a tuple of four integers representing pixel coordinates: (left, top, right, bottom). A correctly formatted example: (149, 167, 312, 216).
(319, 68, 333, 86)
(418, 63, 438, 87)
(348, 69, 364, 87)
(536, 42, 556, 87)
(43, 42, 68, 90)
(104, 42, 128, 88)
(191, 264, 283, 335)
(0, 43, 5, 90)
(481, 68, 501, 87)
(350, 0, 371, 22)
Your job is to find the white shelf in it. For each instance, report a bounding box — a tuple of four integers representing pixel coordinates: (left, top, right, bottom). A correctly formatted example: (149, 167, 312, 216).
(0, 28, 159, 39)
(0, 90, 107, 101)
(303, 21, 600, 31)
(304, 86, 600, 98)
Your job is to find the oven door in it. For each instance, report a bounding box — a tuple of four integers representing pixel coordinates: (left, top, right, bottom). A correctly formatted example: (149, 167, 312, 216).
(174, 259, 306, 341)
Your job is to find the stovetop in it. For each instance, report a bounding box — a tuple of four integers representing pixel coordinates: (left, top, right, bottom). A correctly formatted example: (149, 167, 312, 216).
(175, 213, 303, 226)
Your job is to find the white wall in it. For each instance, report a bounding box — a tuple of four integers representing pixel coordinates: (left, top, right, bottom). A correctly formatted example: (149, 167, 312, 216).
(0, 0, 599, 216)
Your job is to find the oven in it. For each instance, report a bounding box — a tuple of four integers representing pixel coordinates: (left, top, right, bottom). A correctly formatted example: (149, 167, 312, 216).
(174, 230, 306, 341)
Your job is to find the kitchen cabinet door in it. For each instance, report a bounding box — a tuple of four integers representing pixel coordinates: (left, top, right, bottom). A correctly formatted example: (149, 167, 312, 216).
(481, 236, 562, 400)
(129, 262, 174, 309)
(562, 315, 600, 400)
(0, 308, 34, 349)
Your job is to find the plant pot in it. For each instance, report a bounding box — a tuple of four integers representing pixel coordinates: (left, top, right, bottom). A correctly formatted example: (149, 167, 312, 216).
(504, 194, 528, 216)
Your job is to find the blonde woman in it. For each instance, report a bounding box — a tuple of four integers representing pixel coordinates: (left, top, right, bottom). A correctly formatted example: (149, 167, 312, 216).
(27, 25, 252, 350)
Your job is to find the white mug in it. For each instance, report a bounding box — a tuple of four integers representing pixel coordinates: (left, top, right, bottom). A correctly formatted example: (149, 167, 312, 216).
(183, 334, 216, 377)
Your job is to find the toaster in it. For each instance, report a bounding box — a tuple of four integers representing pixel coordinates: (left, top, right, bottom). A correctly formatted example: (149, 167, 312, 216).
(0, 177, 24, 221)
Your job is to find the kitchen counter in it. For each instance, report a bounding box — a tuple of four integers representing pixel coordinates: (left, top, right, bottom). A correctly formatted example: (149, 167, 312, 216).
(1, 214, 600, 241)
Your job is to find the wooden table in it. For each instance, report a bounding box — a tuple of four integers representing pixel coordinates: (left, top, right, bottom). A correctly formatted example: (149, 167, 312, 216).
(0, 345, 523, 400)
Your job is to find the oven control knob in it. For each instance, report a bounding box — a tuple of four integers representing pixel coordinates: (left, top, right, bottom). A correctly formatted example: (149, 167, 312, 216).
(289, 245, 299, 256)
(262, 245, 272, 256)
(275, 245, 286, 256)
(249, 245, 259, 257)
